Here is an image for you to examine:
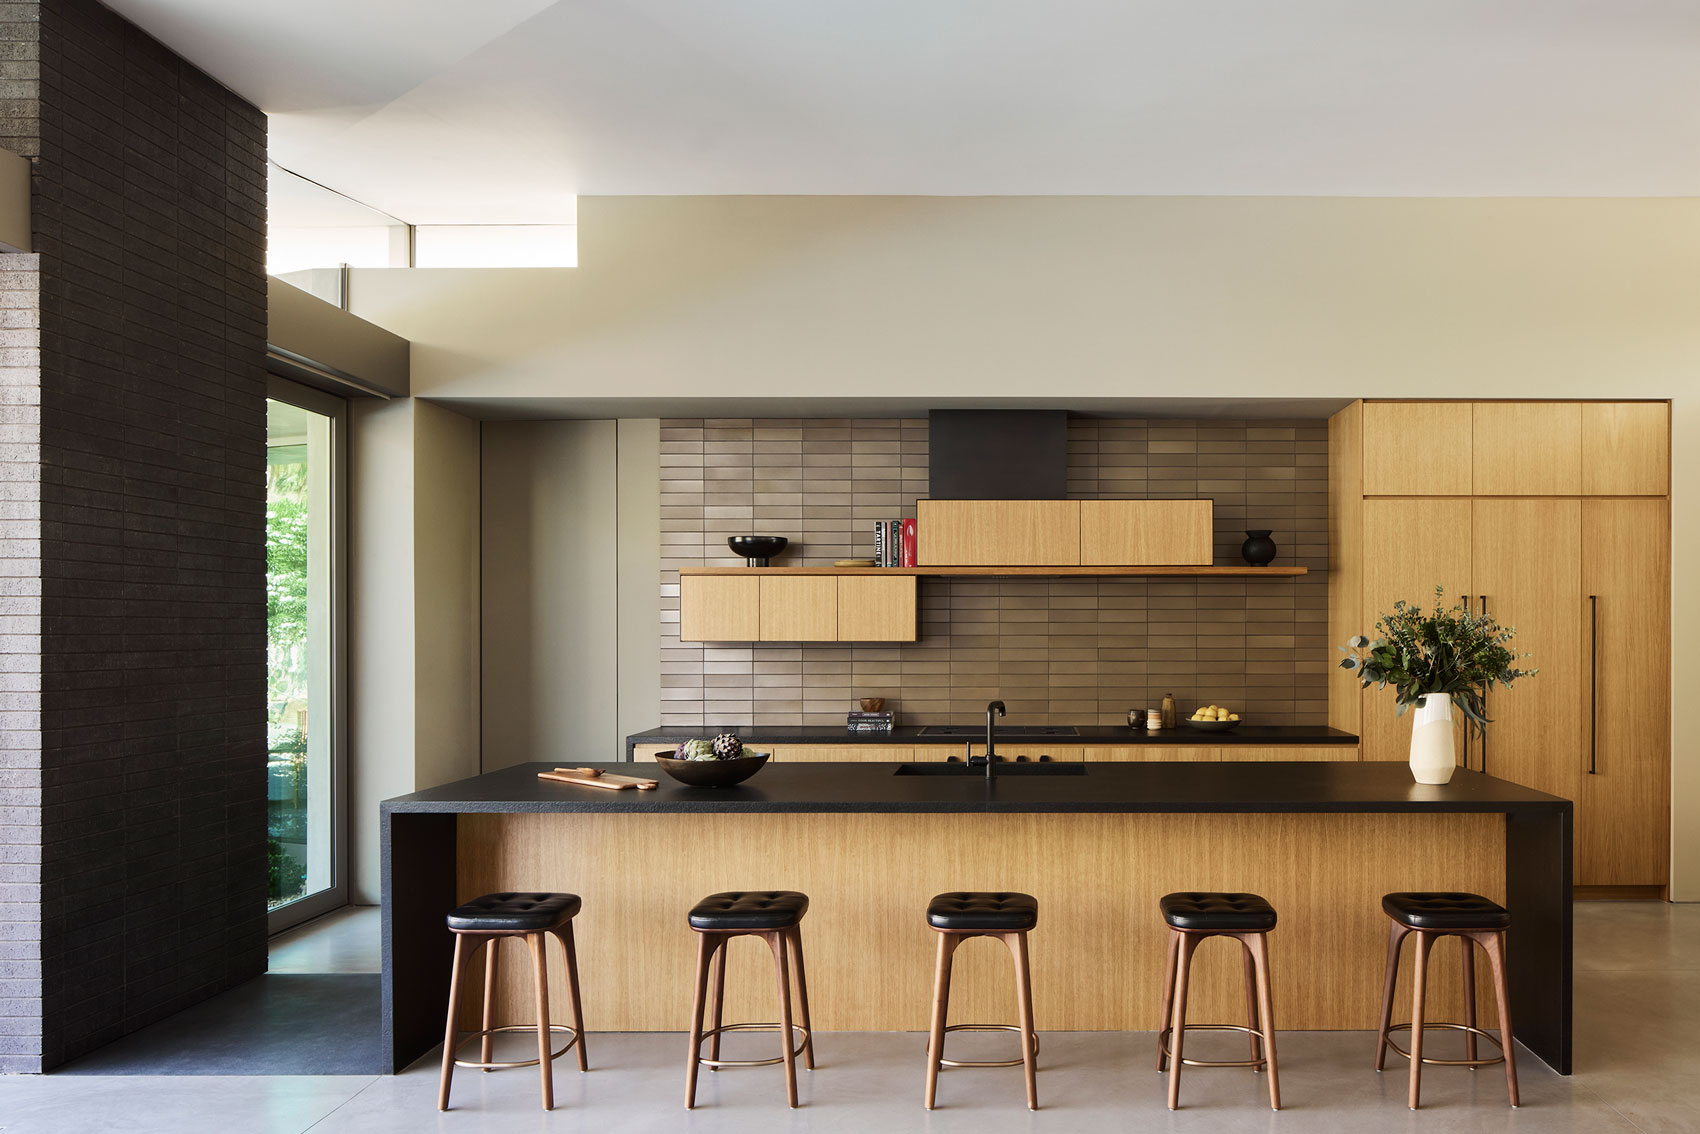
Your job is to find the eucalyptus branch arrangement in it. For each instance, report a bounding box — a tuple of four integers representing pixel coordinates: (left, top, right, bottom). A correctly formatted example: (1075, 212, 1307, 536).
(1340, 586, 1536, 732)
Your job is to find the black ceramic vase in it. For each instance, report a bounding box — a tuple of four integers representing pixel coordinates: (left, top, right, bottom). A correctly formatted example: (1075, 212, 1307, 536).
(1241, 529, 1277, 567)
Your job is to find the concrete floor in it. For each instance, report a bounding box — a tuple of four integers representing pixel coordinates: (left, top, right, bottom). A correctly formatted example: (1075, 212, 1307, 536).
(0, 901, 1692, 1133)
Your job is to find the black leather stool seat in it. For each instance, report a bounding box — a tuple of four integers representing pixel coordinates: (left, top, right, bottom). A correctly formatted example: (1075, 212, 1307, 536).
(446, 892, 581, 932)
(689, 890, 809, 931)
(1160, 891, 1277, 932)
(1383, 892, 1511, 931)
(927, 891, 1039, 932)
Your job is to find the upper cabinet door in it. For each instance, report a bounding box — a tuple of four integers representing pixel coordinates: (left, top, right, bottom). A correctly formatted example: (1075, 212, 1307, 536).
(916, 500, 1080, 566)
(1361, 402, 1473, 495)
(837, 575, 917, 642)
(1079, 500, 1213, 566)
(679, 575, 760, 642)
(758, 576, 837, 641)
(1472, 403, 1582, 495)
(1582, 402, 1669, 496)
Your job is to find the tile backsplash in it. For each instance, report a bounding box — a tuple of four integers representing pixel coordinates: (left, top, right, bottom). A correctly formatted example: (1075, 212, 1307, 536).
(658, 417, 1329, 728)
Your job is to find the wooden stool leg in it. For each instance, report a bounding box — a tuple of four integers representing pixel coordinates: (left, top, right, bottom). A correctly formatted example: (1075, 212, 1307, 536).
(527, 931, 554, 1111)
(684, 931, 714, 1108)
(789, 927, 816, 1070)
(558, 924, 589, 1071)
(708, 936, 727, 1069)
(1460, 933, 1478, 1066)
(1249, 931, 1280, 1111)
(1008, 931, 1039, 1111)
(1156, 928, 1179, 1071)
(479, 937, 499, 1071)
(1483, 930, 1520, 1107)
(1241, 935, 1262, 1069)
(1407, 930, 1434, 1110)
(1375, 920, 1409, 1072)
(924, 931, 958, 1109)
(437, 933, 469, 1111)
(1166, 932, 1200, 1111)
(768, 930, 800, 1108)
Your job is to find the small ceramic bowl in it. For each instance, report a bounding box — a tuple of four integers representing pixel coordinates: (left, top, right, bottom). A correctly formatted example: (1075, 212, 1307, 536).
(860, 698, 885, 712)
(654, 752, 770, 787)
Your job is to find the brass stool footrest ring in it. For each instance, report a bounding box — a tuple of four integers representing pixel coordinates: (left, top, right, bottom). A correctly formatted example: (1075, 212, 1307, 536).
(452, 1024, 581, 1070)
(694, 1021, 812, 1069)
(1158, 1023, 1271, 1070)
(936, 1023, 1042, 1069)
(1383, 1022, 1507, 1068)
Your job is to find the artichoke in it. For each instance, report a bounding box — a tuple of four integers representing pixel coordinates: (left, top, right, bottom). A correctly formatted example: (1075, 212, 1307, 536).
(712, 732, 744, 759)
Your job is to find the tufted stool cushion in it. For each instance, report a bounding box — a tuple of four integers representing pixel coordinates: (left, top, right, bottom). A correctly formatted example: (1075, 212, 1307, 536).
(446, 892, 582, 932)
(927, 891, 1039, 932)
(1160, 891, 1277, 933)
(1382, 892, 1510, 931)
(688, 890, 810, 931)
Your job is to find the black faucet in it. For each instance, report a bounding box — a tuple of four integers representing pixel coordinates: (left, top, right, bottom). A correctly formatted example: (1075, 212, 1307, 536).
(972, 700, 1006, 781)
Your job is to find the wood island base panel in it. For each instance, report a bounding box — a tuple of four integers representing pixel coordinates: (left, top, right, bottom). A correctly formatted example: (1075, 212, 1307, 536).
(457, 810, 1504, 1034)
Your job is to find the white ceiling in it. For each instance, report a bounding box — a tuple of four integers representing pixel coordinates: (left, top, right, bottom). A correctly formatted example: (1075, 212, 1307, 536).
(107, 0, 1700, 222)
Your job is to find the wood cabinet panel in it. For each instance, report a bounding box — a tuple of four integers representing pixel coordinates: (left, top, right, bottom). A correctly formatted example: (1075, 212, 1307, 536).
(1582, 402, 1668, 496)
(1079, 500, 1213, 566)
(769, 745, 912, 762)
(1471, 498, 1581, 804)
(630, 744, 676, 761)
(1472, 403, 1582, 495)
(1361, 402, 1473, 495)
(917, 500, 1080, 566)
(837, 575, 917, 641)
(758, 576, 837, 641)
(962, 744, 1085, 762)
(1220, 747, 1359, 762)
(678, 574, 760, 642)
(1090, 746, 1218, 762)
(1359, 498, 1473, 763)
(1579, 498, 1670, 885)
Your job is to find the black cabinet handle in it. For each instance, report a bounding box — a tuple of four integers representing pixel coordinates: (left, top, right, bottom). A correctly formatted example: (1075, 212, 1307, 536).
(1478, 594, 1488, 776)
(1589, 594, 1598, 775)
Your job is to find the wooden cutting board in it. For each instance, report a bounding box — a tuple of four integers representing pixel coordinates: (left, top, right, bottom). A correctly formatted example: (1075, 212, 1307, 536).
(537, 767, 659, 791)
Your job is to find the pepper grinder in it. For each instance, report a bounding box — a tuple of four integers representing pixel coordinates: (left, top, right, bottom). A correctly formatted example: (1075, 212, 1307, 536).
(1161, 693, 1177, 730)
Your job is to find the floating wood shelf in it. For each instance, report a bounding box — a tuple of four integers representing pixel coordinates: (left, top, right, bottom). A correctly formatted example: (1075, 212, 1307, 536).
(682, 565, 1308, 578)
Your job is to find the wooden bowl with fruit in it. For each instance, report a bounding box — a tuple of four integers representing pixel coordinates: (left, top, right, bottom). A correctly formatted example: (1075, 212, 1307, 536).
(1184, 704, 1241, 732)
(654, 733, 770, 787)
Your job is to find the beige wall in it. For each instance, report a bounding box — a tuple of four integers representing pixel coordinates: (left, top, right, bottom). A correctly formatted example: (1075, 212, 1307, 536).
(349, 398, 481, 904)
(347, 195, 1700, 897)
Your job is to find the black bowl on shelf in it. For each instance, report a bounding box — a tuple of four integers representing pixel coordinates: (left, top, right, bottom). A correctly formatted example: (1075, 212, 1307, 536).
(654, 752, 770, 787)
(728, 535, 789, 567)
(1184, 719, 1241, 732)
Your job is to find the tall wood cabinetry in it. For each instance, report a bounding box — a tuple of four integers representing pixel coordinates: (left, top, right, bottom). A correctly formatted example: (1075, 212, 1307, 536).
(1330, 400, 1670, 888)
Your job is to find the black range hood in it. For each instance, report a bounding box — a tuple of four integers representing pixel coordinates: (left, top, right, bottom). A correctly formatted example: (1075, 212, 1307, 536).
(927, 409, 1068, 500)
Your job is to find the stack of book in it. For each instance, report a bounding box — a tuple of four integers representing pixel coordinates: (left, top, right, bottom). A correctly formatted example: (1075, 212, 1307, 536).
(846, 710, 895, 733)
(872, 518, 918, 567)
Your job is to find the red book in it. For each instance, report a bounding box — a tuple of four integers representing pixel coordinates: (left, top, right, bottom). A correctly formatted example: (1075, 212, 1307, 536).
(900, 517, 917, 567)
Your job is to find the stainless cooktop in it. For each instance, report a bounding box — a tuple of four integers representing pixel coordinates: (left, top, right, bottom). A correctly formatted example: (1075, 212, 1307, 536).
(916, 724, 1080, 737)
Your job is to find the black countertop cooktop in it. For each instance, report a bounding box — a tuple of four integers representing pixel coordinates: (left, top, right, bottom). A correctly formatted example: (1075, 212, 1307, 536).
(626, 724, 1358, 753)
(383, 761, 1567, 816)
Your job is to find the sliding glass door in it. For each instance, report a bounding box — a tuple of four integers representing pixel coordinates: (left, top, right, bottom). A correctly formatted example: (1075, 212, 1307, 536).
(266, 380, 348, 930)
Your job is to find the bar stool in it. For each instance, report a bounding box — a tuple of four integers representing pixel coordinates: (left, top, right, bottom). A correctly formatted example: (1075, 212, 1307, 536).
(1156, 891, 1280, 1111)
(436, 892, 587, 1112)
(684, 890, 815, 1109)
(1375, 891, 1519, 1110)
(923, 891, 1040, 1111)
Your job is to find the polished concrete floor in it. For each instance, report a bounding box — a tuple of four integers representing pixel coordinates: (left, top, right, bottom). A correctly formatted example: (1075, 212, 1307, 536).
(0, 901, 1692, 1133)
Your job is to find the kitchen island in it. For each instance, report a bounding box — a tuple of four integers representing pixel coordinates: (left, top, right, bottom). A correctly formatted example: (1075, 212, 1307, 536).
(381, 761, 1569, 1074)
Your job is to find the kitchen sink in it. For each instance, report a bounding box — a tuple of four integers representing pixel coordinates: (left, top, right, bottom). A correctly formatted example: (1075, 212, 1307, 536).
(894, 762, 1086, 776)
(916, 724, 1080, 737)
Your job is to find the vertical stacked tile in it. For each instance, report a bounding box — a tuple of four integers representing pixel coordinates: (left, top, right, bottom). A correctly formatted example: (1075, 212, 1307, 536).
(659, 416, 1329, 729)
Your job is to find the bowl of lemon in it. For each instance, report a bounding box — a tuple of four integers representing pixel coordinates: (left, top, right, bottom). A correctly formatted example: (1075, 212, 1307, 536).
(1184, 705, 1241, 732)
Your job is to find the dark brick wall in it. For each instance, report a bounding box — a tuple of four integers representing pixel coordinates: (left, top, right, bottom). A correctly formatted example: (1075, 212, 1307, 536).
(0, 0, 267, 1071)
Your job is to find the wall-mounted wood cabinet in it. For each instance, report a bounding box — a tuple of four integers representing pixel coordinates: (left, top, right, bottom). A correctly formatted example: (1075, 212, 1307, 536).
(1079, 500, 1213, 566)
(917, 499, 1081, 565)
(679, 573, 917, 642)
(1473, 403, 1582, 496)
(1582, 402, 1669, 496)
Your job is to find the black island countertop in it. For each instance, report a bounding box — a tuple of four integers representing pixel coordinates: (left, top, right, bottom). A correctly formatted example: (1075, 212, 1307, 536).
(383, 760, 1565, 816)
(625, 723, 1358, 755)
